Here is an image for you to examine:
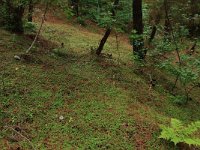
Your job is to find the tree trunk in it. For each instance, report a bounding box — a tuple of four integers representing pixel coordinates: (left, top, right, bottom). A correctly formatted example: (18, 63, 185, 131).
(5, 0, 24, 33)
(132, 0, 144, 59)
(71, 0, 79, 16)
(149, 26, 157, 43)
(148, 8, 161, 44)
(164, 0, 171, 37)
(96, 28, 112, 55)
(96, 0, 120, 55)
(189, 0, 199, 36)
(28, 0, 34, 22)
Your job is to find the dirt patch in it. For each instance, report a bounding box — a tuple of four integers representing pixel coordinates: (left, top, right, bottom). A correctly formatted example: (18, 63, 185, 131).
(127, 103, 159, 149)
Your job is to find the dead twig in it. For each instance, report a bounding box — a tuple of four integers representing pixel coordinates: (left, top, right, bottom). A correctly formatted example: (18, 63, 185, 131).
(4, 126, 37, 150)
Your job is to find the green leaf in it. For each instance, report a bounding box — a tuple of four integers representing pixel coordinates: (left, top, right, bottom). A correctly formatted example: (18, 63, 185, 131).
(159, 118, 200, 147)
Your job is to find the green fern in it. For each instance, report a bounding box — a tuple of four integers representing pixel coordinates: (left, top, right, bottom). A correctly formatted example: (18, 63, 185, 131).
(159, 118, 200, 147)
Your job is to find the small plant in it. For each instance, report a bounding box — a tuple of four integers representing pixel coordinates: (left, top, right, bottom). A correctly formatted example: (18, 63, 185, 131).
(169, 95, 188, 105)
(63, 7, 75, 19)
(24, 22, 36, 33)
(159, 118, 200, 147)
(77, 17, 86, 26)
(52, 47, 68, 58)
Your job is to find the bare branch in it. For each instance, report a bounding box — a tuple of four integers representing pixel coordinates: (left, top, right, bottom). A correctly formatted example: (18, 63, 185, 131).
(4, 126, 37, 150)
(26, 2, 49, 54)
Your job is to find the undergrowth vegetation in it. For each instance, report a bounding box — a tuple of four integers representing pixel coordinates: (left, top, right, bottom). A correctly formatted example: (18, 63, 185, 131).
(160, 118, 200, 147)
(0, 0, 200, 149)
(0, 18, 200, 149)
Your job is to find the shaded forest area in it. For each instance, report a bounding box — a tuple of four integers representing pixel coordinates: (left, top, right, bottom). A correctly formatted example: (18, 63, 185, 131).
(0, 0, 200, 149)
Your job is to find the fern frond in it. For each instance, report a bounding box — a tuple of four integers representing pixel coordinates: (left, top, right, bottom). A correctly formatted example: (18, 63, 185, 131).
(159, 118, 200, 147)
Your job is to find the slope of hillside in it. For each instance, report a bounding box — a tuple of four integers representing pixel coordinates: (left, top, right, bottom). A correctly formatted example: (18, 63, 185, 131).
(0, 18, 200, 150)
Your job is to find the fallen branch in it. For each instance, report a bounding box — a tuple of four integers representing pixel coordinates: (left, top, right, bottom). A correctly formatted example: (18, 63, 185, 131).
(4, 126, 36, 150)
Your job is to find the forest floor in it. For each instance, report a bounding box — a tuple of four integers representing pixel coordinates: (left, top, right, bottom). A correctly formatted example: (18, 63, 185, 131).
(0, 15, 200, 150)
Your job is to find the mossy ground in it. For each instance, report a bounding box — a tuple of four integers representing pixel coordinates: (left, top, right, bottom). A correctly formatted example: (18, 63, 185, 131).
(0, 17, 200, 150)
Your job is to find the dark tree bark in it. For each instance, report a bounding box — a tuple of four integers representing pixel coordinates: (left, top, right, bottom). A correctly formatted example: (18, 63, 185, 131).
(96, 28, 112, 55)
(28, 0, 34, 22)
(132, 0, 145, 59)
(96, 0, 120, 55)
(189, 0, 199, 36)
(163, 0, 171, 37)
(148, 9, 161, 44)
(71, 0, 79, 16)
(149, 26, 157, 44)
(4, 0, 25, 33)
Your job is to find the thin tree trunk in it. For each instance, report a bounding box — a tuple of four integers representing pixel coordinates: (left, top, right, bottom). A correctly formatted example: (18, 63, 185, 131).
(75, 0, 79, 16)
(28, 0, 34, 22)
(96, 0, 120, 56)
(148, 26, 157, 43)
(164, 0, 182, 91)
(132, 0, 144, 59)
(96, 28, 112, 55)
(189, 0, 199, 36)
(148, 10, 161, 44)
(164, 0, 171, 37)
(71, 0, 79, 16)
(164, 0, 181, 65)
(4, 0, 25, 33)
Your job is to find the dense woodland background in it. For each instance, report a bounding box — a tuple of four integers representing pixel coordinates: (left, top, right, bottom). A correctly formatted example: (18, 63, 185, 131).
(0, 0, 200, 149)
